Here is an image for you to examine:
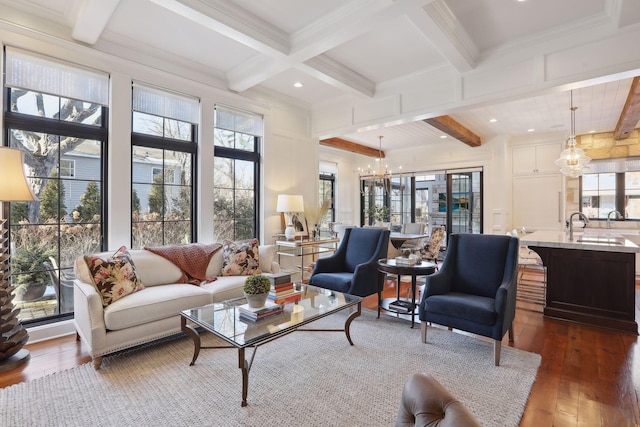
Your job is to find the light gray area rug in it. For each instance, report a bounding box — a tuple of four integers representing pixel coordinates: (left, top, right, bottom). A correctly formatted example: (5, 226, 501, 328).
(1, 310, 540, 427)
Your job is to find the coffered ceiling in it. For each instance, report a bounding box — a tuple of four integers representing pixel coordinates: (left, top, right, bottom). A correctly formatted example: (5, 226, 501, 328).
(1, 0, 639, 152)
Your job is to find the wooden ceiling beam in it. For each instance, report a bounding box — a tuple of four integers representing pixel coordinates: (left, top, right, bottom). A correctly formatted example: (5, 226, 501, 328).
(423, 115, 481, 147)
(320, 137, 385, 158)
(614, 76, 640, 140)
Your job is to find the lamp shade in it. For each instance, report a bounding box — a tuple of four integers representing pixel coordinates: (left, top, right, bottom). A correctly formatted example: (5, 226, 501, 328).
(0, 147, 38, 202)
(276, 194, 304, 213)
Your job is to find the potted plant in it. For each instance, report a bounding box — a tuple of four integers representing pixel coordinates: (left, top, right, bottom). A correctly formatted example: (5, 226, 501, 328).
(366, 205, 390, 223)
(243, 274, 271, 308)
(11, 244, 56, 302)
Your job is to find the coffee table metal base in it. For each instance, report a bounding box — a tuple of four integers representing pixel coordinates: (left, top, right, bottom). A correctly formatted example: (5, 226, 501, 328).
(181, 303, 361, 407)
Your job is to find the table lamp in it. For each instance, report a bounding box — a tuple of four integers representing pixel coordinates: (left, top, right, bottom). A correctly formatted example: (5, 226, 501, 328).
(276, 194, 304, 240)
(0, 146, 38, 372)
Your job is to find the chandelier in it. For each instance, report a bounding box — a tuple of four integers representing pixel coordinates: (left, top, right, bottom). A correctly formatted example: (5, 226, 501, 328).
(555, 90, 591, 178)
(359, 135, 402, 195)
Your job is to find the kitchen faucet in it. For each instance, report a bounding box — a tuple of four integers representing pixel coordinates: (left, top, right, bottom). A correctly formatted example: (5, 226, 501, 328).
(607, 210, 623, 229)
(568, 212, 589, 241)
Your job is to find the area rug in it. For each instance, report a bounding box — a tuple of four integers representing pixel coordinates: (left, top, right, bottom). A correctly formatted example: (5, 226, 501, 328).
(0, 310, 540, 426)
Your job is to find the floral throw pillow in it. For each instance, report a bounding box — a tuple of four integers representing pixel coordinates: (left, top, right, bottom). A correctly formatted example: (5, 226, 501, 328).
(221, 238, 261, 276)
(84, 246, 145, 307)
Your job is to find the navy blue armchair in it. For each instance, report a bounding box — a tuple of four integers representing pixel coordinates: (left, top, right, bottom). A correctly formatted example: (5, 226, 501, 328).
(309, 227, 390, 316)
(419, 233, 519, 365)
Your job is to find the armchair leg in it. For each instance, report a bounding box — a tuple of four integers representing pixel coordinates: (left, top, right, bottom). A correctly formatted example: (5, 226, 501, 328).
(494, 340, 501, 366)
(508, 324, 514, 342)
(377, 291, 382, 318)
(421, 321, 427, 343)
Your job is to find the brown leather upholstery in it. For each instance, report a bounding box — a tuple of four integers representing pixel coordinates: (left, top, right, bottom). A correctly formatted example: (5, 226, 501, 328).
(396, 372, 482, 427)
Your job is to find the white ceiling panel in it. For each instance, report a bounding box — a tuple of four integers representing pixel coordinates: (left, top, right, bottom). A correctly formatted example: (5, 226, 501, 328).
(445, 0, 607, 51)
(105, 1, 258, 73)
(259, 68, 345, 105)
(325, 15, 444, 83)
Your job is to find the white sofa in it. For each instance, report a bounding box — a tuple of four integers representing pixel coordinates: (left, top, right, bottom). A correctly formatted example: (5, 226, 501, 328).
(73, 244, 280, 369)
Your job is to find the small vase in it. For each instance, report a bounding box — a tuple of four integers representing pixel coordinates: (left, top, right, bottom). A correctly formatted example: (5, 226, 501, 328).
(244, 292, 268, 308)
(313, 224, 321, 240)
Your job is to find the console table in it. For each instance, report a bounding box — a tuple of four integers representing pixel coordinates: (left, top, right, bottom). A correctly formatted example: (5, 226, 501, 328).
(275, 238, 339, 281)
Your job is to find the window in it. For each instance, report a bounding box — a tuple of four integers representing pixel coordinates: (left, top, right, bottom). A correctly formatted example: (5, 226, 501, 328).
(59, 159, 75, 178)
(213, 106, 262, 241)
(579, 158, 640, 220)
(319, 172, 335, 235)
(4, 47, 108, 323)
(131, 83, 198, 248)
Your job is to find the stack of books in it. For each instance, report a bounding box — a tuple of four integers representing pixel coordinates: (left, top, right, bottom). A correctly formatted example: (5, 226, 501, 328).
(238, 300, 283, 322)
(268, 282, 302, 305)
(388, 299, 415, 314)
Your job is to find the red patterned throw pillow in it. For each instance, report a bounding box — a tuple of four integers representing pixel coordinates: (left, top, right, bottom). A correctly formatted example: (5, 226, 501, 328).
(221, 238, 261, 276)
(84, 246, 145, 306)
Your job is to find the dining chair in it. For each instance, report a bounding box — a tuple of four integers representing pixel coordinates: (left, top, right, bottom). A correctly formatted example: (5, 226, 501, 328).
(400, 222, 427, 252)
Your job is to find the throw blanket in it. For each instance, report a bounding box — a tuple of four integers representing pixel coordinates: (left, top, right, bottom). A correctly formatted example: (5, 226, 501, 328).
(144, 243, 222, 285)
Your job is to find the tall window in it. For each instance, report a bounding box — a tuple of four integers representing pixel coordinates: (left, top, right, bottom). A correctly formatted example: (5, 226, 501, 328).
(319, 172, 335, 233)
(213, 106, 262, 241)
(4, 47, 108, 322)
(580, 158, 640, 220)
(131, 83, 198, 248)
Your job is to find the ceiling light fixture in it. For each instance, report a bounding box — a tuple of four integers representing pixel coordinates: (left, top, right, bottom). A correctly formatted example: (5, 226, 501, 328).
(527, 128, 535, 132)
(440, 135, 447, 139)
(554, 90, 591, 178)
(489, 118, 497, 123)
(293, 82, 303, 88)
(359, 135, 402, 195)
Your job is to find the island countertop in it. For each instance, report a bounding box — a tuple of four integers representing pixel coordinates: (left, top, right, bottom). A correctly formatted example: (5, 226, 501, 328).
(520, 230, 640, 253)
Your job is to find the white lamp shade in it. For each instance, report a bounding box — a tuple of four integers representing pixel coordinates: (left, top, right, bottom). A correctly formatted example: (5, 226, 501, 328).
(0, 147, 38, 202)
(276, 194, 304, 213)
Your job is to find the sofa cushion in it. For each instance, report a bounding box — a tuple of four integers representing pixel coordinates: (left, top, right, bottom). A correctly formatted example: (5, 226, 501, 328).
(200, 275, 247, 302)
(103, 284, 212, 330)
(84, 246, 145, 307)
(221, 238, 261, 276)
(258, 245, 276, 274)
(127, 249, 183, 286)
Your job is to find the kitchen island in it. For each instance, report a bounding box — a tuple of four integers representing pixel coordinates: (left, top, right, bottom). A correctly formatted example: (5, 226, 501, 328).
(521, 230, 639, 334)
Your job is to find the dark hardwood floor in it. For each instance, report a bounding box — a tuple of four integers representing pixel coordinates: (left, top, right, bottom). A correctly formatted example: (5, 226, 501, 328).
(2, 278, 639, 426)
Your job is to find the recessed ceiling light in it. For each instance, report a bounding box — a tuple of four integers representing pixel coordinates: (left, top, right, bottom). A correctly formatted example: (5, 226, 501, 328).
(440, 135, 447, 139)
(589, 130, 596, 133)
(293, 82, 303, 88)
(489, 118, 497, 123)
(527, 128, 535, 132)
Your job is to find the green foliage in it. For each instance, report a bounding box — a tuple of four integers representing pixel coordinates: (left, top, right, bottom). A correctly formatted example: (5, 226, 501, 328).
(11, 244, 56, 286)
(10, 202, 29, 222)
(243, 274, 271, 294)
(170, 187, 191, 219)
(132, 189, 141, 213)
(39, 171, 66, 220)
(75, 181, 101, 222)
(366, 205, 390, 222)
(148, 175, 165, 216)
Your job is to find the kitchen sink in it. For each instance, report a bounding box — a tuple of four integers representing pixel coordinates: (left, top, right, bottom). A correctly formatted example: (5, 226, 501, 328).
(576, 236, 626, 245)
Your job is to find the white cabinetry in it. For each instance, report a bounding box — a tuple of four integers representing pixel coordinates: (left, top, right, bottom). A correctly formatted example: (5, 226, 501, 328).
(512, 142, 563, 231)
(513, 144, 561, 175)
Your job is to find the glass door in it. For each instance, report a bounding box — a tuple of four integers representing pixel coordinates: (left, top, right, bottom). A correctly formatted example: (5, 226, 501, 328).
(446, 171, 482, 235)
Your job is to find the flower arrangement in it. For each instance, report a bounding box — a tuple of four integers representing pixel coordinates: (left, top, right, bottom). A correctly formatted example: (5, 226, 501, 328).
(304, 200, 330, 226)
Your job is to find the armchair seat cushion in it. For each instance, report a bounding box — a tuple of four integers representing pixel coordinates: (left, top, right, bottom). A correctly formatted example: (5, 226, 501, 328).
(425, 293, 496, 326)
(308, 272, 353, 293)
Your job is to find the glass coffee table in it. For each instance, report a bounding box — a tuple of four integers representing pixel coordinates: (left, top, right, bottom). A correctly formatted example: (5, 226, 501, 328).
(180, 284, 362, 407)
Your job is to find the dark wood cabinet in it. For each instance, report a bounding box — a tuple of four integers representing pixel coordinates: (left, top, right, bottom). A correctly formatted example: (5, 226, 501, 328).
(530, 245, 637, 334)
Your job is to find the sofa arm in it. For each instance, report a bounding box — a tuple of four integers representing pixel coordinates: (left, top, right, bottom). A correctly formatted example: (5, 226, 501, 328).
(73, 279, 108, 358)
(270, 261, 281, 274)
